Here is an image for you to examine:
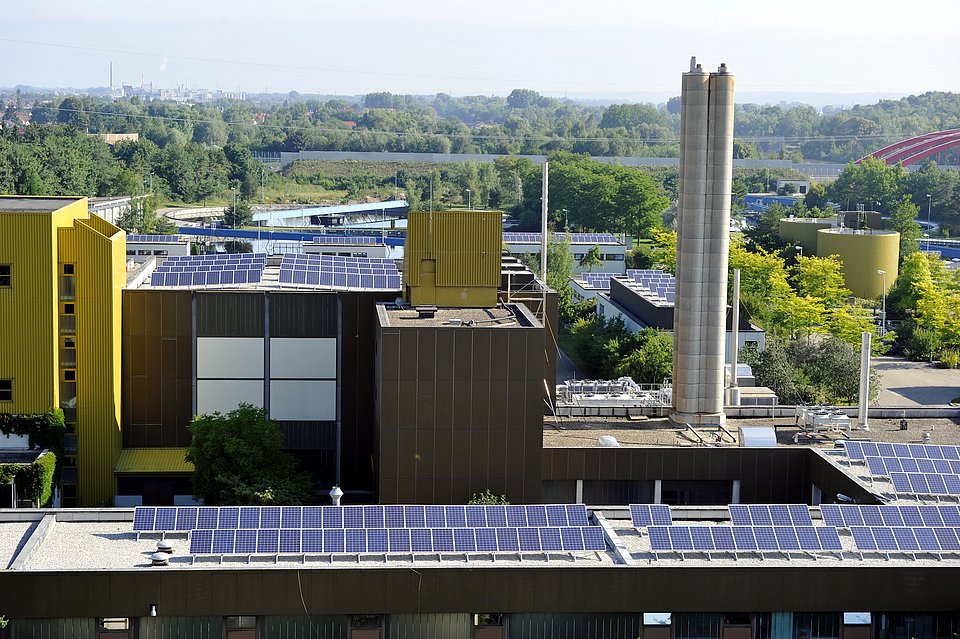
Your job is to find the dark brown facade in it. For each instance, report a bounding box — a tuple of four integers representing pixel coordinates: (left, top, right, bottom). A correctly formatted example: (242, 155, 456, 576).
(121, 289, 393, 498)
(543, 447, 876, 505)
(3, 564, 958, 618)
(375, 304, 545, 504)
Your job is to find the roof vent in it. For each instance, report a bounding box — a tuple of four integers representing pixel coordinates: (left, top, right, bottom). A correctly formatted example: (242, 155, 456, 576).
(599, 435, 620, 447)
(415, 305, 438, 319)
(157, 541, 174, 554)
(149, 552, 169, 566)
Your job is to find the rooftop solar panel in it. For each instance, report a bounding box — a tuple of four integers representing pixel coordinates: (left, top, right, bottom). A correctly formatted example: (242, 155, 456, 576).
(629, 504, 672, 527)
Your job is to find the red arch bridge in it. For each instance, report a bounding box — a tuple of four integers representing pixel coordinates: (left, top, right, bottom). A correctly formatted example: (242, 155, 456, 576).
(858, 129, 960, 166)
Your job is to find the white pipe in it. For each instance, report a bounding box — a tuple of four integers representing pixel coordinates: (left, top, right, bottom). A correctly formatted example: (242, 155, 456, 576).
(857, 331, 871, 430)
(540, 161, 549, 283)
(729, 269, 741, 406)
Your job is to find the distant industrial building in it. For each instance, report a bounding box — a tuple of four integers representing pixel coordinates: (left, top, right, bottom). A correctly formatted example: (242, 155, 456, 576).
(503, 232, 628, 275)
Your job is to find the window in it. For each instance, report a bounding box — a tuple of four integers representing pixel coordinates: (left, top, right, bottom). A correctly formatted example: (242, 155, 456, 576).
(0, 379, 11, 401)
(63, 264, 75, 275)
(153, 250, 168, 256)
(63, 369, 76, 382)
(97, 618, 130, 631)
(574, 253, 585, 260)
(605, 253, 625, 261)
(225, 616, 257, 629)
(62, 303, 75, 315)
(0, 264, 10, 287)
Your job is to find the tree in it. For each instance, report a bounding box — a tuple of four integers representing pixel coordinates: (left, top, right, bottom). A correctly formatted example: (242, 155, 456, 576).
(225, 198, 252, 228)
(828, 157, 905, 212)
(803, 181, 830, 211)
(186, 404, 314, 505)
(744, 203, 789, 252)
(887, 195, 922, 258)
(579, 245, 604, 272)
(56, 96, 88, 130)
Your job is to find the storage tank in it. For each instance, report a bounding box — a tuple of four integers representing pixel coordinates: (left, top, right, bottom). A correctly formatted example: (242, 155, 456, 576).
(778, 218, 833, 255)
(816, 228, 899, 298)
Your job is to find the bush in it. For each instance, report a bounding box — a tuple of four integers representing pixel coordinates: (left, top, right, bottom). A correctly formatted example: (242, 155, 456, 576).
(469, 489, 509, 505)
(940, 349, 960, 369)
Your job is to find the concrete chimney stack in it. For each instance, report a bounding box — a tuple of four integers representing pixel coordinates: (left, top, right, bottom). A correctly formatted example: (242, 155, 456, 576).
(670, 58, 736, 427)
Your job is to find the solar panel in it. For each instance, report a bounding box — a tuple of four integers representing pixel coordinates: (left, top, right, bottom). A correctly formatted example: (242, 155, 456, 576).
(561, 527, 586, 551)
(582, 527, 607, 551)
(257, 529, 279, 553)
(219, 507, 240, 529)
(323, 529, 345, 553)
(133, 507, 155, 531)
(303, 506, 324, 528)
(190, 529, 213, 554)
(432, 528, 454, 552)
(303, 529, 324, 553)
(175, 507, 198, 531)
(629, 504, 672, 527)
(389, 529, 411, 552)
(454, 528, 477, 552)
(476, 528, 498, 552)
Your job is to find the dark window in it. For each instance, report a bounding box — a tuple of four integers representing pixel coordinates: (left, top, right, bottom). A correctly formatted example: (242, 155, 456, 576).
(675, 612, 721, 639)
(153, 250, 168, 256)
(0, 379, 11, 401)
(63, 264, 75, 275)
(793, 612, 840, 639)
(63, 303, 75, 315)
(0, 264, 10, 287)
(63, 370, 76, 381)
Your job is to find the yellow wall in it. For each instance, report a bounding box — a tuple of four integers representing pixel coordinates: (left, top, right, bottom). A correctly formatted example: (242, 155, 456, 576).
(779, 218, 832, 255)
(816, 229, 900, 299)
(0, 198, 86, 415)
(59, 214, 125, 506)
(404, 210, 501, 307)
(0, 196, 124, 506)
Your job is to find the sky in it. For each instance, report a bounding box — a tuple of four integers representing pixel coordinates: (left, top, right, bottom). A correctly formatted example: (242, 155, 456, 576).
(3, 0, 959, 105)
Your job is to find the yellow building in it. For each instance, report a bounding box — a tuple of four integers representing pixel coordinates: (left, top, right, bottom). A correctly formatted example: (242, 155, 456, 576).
(0, 197, 125, 506)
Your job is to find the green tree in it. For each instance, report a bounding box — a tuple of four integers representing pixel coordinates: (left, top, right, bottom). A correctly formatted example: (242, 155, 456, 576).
(887, 195, 922, 258)
(614, 329, 673, 383)
(744, 203, 789, 252)
(828, 157, 905, 212)
(225, 198, 252, 228)
(186, 404, 314, 505)
(578, 245, 604, 272)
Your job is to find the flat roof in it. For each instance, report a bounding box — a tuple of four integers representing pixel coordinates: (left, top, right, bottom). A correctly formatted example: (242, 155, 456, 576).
(381, 305, 538, 328)
(0, 196, 83, 213)
(5, 514, 616, 572)
(543, 416, 960, 448)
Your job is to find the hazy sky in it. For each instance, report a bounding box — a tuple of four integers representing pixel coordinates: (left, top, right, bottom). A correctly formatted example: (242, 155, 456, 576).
(3, 0, 959, 101)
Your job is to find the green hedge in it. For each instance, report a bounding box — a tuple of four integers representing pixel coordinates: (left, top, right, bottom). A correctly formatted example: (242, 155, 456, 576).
(0, 409, 65, 453)
(0, 451, 57, 507)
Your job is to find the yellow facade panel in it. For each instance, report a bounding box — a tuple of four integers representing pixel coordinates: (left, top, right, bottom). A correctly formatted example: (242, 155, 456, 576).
(72, 219, 124, 506)
(779, 218, 832, 256)
(115, 448, 194, 474)
(0, 212, 59, 414)
(403, 210, 502, 307)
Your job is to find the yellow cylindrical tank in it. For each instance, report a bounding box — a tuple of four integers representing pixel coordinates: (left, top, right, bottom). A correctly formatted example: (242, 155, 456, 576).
(779, 218, 832, 255)
(816, 228, 899, 299)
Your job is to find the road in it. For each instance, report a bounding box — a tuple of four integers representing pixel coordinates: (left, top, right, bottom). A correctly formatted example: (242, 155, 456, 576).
(874, 356, 960, 406)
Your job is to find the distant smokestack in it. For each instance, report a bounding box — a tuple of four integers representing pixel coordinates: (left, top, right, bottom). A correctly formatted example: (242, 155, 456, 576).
(110, 61, 113, 91)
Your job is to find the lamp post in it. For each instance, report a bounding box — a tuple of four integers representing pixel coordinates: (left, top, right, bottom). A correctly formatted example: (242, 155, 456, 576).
(230, 186, 237, 230)
(926, 194, 932, 249)
(562, 208, 569, 231)
(465, 189, 471, 210)
(877, 269, 887, 336)
(795, 245, 803, 258)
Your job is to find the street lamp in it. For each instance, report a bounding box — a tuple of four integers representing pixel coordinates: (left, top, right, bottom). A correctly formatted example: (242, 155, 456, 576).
(926, 194, 932, 249)
(230, 186, 237, 230)
(877, 269, 887, 335)
(795, 245, 803, 258)
(465, 189, 471, 210)
(562, 208, 569, 231)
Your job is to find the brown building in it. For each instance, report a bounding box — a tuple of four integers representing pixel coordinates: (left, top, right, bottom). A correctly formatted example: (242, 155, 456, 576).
(375, 303, 545, 504)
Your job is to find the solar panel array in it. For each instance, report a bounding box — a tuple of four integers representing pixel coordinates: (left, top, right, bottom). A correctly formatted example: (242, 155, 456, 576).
(629, 504, 672, 527)
(278, 254, 401, 290)
(149, 253, 267, 287)
(728, 504, 813, 526)
(821, 504, 960, 528)
(579, 273, 613, 290)
(820, 505, 960, 554)
(309, 235, 385, 245)
(647, 525, 842, 554)
(188, 526, 606, 555)
(128, 234, 181, 243)
(625, 269, 676, 304)
(843, 441, 960, 461)
(503, 232, 620, 245)
(842, 442, 960, 496)
(866, 456, 960, 477)
(133, 504, 590, 532)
